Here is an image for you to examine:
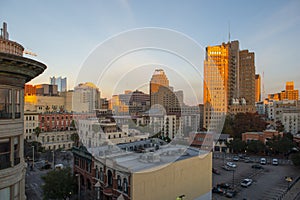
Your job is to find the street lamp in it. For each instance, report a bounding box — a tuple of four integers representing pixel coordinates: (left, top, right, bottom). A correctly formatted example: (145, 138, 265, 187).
(285, 176, 293, 190)
(32, 146, 35, 169)
(75, 174, 81, 200)
(232, 169, 235, 190)
(95, 181, 100, 200)
(52, 150, 55, 169)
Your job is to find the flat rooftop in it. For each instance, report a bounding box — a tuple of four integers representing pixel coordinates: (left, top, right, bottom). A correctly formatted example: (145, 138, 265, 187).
(88, 139, 209, 172)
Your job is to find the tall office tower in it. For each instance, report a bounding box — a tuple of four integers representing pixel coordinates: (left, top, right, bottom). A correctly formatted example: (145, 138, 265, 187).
(203, 40, 256, 131)
(73, 82, 101, 113)
(203, 42, 229, 132)
(150, 69, 169, 106)
(0, 22, 46, 199)
(50, 76, 67, 92)
(255, 74, 261, 102)
(239, 50, 255, 106)
(281, 81, 299, 100)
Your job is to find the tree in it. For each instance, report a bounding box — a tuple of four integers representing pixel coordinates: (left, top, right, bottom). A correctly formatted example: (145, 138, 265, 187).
(42, 167, 76, 200)
(222, 115, 234, 137)
(291, 153, 300, 166)
(246, 140, 265, 154)
(227, 138, 246, 153)
(266, 134, 295, 156)
(232, 112, 267, 138)
(70, 132, 79, 147)
(34, 127, 41, 139)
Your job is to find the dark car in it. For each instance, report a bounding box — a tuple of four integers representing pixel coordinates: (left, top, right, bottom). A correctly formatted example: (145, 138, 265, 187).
(225, 190, 237, 198)
(212, 168, 221, 175)
(212, 187, 224, 194)
(217, 183, 231, 189)
(252, 164, 264, 169)
(41, 163, 52, 170)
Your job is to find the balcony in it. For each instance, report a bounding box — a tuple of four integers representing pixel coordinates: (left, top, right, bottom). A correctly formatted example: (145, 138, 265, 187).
(103, 187, 113, 196)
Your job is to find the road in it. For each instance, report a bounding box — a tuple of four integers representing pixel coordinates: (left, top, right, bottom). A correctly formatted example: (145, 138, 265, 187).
(25, 150, 73, 200)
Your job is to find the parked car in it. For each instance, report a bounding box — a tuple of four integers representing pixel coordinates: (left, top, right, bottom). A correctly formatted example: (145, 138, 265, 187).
(217, 183, 231, 189)
(244, 157, 254, 163)
(251, 164, 264, 169)
(260, 158, 267, 165)
(212, 187, 225, 194)
(212, 168, 221, 175)
(226, 162, 237, 168)
(225, 190, 237, 198)
(232, 156, 239, 161)
(241, 178, 253, 187)
(222, 165, 235, 171)
(272, 158, 278, 165)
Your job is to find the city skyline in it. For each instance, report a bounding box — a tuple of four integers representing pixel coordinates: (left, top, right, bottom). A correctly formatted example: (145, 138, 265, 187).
(1, 0, 300, 102)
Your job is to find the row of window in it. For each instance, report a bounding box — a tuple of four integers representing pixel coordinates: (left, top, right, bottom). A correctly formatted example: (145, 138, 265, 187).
(0, 88, 21, 120)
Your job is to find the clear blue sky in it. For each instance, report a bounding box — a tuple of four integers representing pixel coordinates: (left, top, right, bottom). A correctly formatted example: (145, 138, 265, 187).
(1, 0, 299, 104)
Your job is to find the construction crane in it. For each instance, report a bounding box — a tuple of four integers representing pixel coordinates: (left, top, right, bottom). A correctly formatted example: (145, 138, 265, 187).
(23, 50, 37, 57)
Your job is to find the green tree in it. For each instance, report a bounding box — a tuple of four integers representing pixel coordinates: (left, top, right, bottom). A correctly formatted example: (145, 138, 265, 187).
(34, 127, 41, 139)
(232, 112, 267, 138)
(246, 140, 265, 154)
(222, 115, 234, 136)
(291, 153, 300, 166)
(266, 134, 295, 155)
(227, 138, 246, 153)
(42, 167, 76, 200)
(70, 132, 79, 147)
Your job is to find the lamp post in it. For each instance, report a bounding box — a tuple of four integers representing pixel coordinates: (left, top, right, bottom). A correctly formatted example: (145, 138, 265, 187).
(232, 169, 235, 190)
(95, 181, 100, 200)
(52, 150, 55, 169)
(285, 176, 293, 191)
(76, 174, 80, 200)
(32, 146, 35, 169)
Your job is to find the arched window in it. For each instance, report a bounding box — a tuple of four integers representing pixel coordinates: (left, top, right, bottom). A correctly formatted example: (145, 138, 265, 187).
(123, 178, 128, 194)
(117, 175, 122, 190)
(100, 168, 104, 181)
(107, 170, 113, 187)
(95, 166, 99, 179)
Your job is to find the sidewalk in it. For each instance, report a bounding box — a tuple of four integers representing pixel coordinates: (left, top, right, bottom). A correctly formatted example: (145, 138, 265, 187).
(283, 177, 300, 200)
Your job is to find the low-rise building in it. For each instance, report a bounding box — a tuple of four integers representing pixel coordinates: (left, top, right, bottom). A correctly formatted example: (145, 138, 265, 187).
(73, 139, 212, 200)
(36, 131, 74, 150)
(242, 129, 283, 144)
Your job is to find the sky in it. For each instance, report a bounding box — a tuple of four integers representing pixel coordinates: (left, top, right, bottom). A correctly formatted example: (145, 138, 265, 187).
(1, 0, 300, 105)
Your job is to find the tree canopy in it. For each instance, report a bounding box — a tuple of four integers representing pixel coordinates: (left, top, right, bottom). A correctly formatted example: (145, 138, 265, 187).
(222, 113, 267, 138)
(42, 167, 76, 200)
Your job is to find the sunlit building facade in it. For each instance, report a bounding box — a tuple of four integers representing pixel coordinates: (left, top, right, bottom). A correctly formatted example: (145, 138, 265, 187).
(255, 74, 261, 102)
(204, 40, 256, 131)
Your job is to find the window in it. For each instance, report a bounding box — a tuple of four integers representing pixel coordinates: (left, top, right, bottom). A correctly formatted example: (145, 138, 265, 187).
(100, 168, 104, 181)
(123, 178, 128, 194)
(107, 170, 113, 186)
(0, 138, 11, 169)
(95, 167, 99, 179)
(117, 175, 122, 190)
(0, 88, 12, 119)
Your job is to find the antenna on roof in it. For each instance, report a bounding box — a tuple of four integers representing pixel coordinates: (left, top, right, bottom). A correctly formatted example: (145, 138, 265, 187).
(228, 21, 231, 42)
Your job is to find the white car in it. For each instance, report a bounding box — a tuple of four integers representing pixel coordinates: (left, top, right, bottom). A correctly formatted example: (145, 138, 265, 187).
(272, 158, 278, 165)
(226, 162, 237, 168)
(241, 178, 253, 187)
(260, 158, 267, 165)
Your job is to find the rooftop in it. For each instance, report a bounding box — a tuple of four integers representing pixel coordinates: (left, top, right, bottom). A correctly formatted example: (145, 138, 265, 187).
(88, 139, 207, 172)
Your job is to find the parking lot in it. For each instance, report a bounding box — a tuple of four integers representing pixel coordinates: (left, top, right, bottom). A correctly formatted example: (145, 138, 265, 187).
(212, 154, 300, 199)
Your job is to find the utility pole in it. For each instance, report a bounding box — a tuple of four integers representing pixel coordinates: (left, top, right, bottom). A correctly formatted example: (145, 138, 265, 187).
(32, 146, 35, 169)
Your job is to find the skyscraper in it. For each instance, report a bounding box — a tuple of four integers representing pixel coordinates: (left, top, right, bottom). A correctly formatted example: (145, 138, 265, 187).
(149, 69, 181, 114)
(150, 69, 169, 103)
(50, 76, 67, 92)
(255, 74, 261, 102)
(203, 40, 256, 131)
